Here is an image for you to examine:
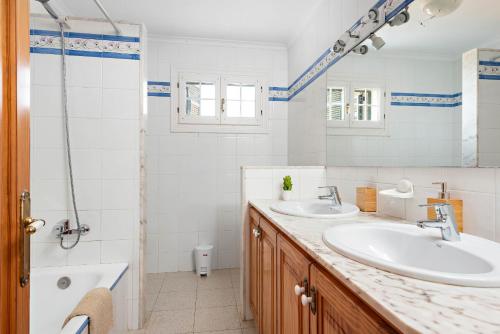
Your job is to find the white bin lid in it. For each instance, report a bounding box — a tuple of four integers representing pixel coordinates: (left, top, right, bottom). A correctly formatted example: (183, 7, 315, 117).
(196, 245, 213, 251)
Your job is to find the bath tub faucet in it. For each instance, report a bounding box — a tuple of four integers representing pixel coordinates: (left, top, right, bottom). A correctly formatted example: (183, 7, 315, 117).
(417, 203, 460, 242)
(318, 186, 342, 208)
(54, 219, 90, 239)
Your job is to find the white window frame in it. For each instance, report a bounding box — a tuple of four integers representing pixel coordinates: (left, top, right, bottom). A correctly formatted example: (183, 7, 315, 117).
(178, 72, 221, 125)
(221, 75, 263, 126)
(171, 67, 269, 134)
(326, 80, 349, 128)
(327, 79, 386, 135)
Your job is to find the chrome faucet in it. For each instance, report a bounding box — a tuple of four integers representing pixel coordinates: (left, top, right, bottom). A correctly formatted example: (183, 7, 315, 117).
(417, 203, 460, 241)
(318, 186, 342, 208)
(54, 219, 90, 239)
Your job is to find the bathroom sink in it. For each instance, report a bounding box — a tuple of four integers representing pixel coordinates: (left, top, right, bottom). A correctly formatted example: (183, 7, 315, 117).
(323, 223, 500, 287)
(270, 200, 359, 219)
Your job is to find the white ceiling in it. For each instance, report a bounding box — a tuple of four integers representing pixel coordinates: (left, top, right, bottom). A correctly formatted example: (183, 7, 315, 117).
(376, 0, 500, 58)
(34, 0, 323, 45)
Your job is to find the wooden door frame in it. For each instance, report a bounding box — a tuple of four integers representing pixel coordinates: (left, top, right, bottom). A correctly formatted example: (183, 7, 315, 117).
(1, 0, 31, 333)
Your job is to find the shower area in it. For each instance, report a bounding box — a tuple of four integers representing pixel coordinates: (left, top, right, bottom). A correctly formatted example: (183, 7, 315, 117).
(29, 0, 146, 331)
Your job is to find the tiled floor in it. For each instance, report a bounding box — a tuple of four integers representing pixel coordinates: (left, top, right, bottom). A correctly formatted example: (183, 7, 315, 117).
(131, 268, 256, 334)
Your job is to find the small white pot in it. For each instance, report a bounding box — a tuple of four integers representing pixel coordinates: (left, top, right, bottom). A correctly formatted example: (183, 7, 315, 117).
(282, 190, 292, 201)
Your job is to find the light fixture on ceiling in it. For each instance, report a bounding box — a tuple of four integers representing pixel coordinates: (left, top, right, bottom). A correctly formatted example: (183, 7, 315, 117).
(370, 34, 385, 50)
(352, 45, 369, 55)
(421, 0, 463, 17)
(389, 9, 410, 27)
(333, 39, 346, 53)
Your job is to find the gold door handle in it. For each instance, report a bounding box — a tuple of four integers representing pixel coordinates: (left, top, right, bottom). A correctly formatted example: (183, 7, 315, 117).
(19, 191, 45, 287)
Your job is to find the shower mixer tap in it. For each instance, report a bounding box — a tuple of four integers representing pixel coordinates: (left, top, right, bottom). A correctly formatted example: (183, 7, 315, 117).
(54, 219, 90, 239)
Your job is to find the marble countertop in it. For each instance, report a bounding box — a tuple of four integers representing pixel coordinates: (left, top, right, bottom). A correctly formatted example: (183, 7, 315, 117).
(249, 199, 500, 334)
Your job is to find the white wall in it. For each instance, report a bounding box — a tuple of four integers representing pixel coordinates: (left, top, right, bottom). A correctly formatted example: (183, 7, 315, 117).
(326, 54, 462, 167)
(146, 37, 288, 273)
(29, 17, 144, 329)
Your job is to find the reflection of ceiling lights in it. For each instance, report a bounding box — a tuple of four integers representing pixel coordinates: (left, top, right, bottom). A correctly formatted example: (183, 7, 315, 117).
(370, 34, 385, 50)
(421, 0, 463, 17)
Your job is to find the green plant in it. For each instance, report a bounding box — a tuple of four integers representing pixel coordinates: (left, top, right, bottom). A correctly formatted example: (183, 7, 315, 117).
(282, 175, 293, 191)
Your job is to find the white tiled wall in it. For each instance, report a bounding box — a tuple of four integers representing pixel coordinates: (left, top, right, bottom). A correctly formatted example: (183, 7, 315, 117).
(29, 17, 144, 329)
(146, 38, 288, 273)
(326, 54, 462, 167)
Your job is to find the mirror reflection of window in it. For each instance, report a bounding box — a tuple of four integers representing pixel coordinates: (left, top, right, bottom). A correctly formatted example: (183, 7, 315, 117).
(353, 88, 380, 122)
(226, 83, 256, 118)
(185, 81, 216, 117)
(327, 87, 345, 121)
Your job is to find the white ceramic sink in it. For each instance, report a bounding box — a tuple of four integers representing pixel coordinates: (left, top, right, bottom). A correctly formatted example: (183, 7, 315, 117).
(323, 222, 500, 287)
(270, 200, 359, 219)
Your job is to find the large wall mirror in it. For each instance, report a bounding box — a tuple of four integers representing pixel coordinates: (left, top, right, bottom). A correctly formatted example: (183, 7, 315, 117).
(326, 0, 500, 167)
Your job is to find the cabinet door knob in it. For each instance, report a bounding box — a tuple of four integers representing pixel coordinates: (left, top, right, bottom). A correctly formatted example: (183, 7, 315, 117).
(301, 294, 312, 306)
(294, 284, 305, 296)
(253, 227, 261, 238)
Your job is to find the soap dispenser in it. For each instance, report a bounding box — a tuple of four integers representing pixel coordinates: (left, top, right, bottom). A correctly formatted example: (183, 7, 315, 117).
(427, 182, 463, 232)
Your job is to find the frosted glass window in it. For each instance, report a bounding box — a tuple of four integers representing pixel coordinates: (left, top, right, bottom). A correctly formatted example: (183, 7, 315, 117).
(185, 81, 216, 117)
(225, 83, 256, 118)
(327, 87, 345, 121)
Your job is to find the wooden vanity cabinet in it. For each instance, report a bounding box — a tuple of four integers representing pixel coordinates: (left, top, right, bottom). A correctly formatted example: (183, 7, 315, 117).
(248, 208, 278, 334)
(248, 206, 399, 334)
(309, 264, 399, 334)
(277, 235, 310, 334)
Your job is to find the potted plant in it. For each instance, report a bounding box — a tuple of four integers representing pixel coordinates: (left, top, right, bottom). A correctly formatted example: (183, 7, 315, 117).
(282, 175, 293, 201)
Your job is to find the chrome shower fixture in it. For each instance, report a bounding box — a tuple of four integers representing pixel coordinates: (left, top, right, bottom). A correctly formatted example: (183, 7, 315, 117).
(370, 34, 386, 50)
(35, 0, 71, 29)
(389, 9, 410, 27)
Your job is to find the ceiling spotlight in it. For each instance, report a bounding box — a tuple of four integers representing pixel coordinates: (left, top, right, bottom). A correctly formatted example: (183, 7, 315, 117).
(333, 39, 346, 53)
(352, 45, 369, 55)
(370, 34, 385, 50)
(389, 10, 410, 26)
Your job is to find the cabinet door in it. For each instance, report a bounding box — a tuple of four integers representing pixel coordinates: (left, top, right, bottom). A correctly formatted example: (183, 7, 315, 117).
(248, 208, 260, 320)
(310, 264, 399, 334)
(258, 217, 277, 334)
(277, 235, 311, 334)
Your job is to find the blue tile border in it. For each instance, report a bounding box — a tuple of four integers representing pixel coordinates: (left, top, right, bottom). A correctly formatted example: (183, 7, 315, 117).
(478, 60, 500, 80)
(30, 29, 140, 60)
(390, 92, 462, 107)
(148, 81, 171, 97)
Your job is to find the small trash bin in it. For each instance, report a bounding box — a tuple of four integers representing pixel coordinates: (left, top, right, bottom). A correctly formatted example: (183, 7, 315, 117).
(195, 245, 213, 277)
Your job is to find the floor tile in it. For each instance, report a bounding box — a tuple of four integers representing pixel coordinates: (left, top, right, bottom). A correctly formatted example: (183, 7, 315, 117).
(196, 288, 236, 308)
(232, 288, 242, 306)
(240, 319, 255, 329)
(162, 275, 198, 293)
(242, 328, 258, 334)
(147, 309, 195, 334)
(155, 290, 196, 311)
(147, 272, 166, 280)
(197, 270, 232, 290)
(194, 306, 240, 332)
(145, 293, 158, 312)
(146, 278, 164, 295)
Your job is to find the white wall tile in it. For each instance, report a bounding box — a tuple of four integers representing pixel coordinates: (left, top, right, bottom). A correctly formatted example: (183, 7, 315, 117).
(102, 89, 140, 119)
(101, 210, 134, 240)
(68, 56, 102, 88)
(102, 59, 139, 89)
(101, 240, 133, 263)
(67, 241, 101, 265)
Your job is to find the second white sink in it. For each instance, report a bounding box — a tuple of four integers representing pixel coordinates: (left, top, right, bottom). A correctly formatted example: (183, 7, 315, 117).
(323, 222, 500, 287)
(270, 200, 359, 219)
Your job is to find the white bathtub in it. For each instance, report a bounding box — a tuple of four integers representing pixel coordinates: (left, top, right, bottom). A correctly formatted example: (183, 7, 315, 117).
(30, 263, 129, 334)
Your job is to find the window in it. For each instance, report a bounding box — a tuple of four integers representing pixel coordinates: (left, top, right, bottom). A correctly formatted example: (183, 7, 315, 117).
(173, 71, 267, 133)
(327, 80, 385, 131)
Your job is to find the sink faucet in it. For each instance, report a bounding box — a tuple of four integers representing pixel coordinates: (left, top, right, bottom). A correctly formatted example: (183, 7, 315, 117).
(417, 203, 460, 241)
(318, 186, 342, 208)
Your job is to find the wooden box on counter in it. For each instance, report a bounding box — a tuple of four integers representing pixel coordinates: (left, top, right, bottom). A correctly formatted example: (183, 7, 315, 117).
(356, 187, 377, 212)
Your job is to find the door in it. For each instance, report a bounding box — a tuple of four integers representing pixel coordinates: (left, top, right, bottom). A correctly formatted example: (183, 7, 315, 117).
(0, 0, 31, 333)
(309, 264, 398, 334)
(258, 217, 277, 334)
(277, 235, 311, 334)
(248, 208, 260, 320)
